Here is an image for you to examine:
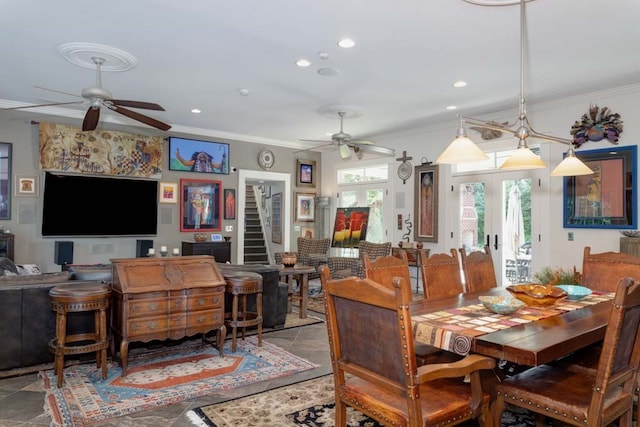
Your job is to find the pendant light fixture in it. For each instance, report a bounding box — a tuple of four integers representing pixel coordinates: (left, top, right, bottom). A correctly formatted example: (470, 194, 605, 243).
(437, 0, 593, 176)
(435, 118, 489, 164)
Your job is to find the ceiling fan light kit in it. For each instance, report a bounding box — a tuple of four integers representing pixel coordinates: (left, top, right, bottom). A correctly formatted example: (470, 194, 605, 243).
(437, 0, 592, 177)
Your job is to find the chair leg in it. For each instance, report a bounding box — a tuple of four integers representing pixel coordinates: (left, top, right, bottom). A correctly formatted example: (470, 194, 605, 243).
(335, 399, 347, 427)
(256, 291, 262, 347)
(231, 294, 238, 352)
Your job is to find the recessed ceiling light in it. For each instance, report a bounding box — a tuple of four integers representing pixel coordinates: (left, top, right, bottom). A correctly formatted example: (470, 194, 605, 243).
(453, 81, 467, 88)
(238, 89, 250, 96)
(317, 67, 340, 76)
(446, 105, 458, 110)
(296, 58, 311, 67)
(318, 51, 329, 60)
(337, 38, 355, 48)
(191, 108, 201, 114)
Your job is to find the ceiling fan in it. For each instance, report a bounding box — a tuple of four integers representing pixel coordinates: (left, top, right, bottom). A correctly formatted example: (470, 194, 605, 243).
(3, 57, 171, 132)
(300, 111, 395, 159)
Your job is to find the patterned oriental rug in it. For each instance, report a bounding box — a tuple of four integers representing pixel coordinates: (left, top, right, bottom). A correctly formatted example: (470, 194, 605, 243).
(40, 336, 317, 427)
(189, 374, 545, 427)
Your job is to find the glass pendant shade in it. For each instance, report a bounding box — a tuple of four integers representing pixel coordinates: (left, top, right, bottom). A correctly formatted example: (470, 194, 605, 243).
(436, 135, 489, 164)
(551, 149, 593, 176)
(500, 145, 546, 170)
(338, 143, 351, 159)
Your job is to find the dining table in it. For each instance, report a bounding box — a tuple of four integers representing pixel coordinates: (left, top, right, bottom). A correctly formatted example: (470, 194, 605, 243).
(410, 287, 615, 367)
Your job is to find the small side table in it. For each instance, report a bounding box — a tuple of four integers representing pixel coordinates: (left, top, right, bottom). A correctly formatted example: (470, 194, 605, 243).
(277, 265, 315, 319)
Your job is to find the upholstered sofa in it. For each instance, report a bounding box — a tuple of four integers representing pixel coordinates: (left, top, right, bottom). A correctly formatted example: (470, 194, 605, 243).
(0, 266, 109, 371)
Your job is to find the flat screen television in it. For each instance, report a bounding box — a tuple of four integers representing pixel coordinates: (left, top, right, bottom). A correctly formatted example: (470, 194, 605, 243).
(42, 172, 158, 237)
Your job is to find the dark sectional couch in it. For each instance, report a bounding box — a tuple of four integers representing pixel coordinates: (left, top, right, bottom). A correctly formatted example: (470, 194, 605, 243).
(0, 261, 288, 371)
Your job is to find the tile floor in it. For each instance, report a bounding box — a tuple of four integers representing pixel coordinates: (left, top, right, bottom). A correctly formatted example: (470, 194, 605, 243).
(0, 318, 331, 427)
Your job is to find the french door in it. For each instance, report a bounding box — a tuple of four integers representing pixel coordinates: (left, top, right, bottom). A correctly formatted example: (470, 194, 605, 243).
(451, 169, 544, 286)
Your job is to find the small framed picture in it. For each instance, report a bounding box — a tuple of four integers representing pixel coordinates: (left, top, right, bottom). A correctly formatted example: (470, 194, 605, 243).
(295, 192, 315, 222)
(296, 159, 316, 188)
(211, 233, 223, 242)
(15, 175, 38, 197)
(224, 188, 236, 219)
(159, 182, 178, 204)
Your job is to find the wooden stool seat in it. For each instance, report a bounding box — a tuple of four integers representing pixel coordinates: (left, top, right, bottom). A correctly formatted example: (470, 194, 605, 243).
(48, 282, 111, 388)
(224, 272, 263, 352)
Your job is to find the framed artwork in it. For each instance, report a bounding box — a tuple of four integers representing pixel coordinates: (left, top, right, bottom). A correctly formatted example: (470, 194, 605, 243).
(331, 207, 370, 248)
(224, 188, 236, 220)
(0, 143, 11, 220)
(179, 178, 222, 232)
(272, 192, 282, 244)
(296, 159, 316, 188)
(159, 182, 178, 203)
(414, 164, 439, 242)
(563, 145, 637, 229)
(300, 225, 314, 239)
(168, 137, 230, 175)
(295, 192, 315, 222)
(14, 174, 37, 197)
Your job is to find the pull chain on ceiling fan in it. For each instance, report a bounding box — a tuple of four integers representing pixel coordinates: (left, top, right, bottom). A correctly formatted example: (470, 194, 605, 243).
(3, 56, 171, 132)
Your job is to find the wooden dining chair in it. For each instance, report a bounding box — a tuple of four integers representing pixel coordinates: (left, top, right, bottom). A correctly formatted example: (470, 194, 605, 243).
(419, 249, 464, 299)
(495, 277, 640, 427)
(319, 264, 496, 427)
(581, 246, 640, 291)
(459, 245, 497, 293)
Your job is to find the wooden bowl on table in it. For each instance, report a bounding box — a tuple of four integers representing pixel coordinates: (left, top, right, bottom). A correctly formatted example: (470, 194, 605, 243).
(506, 284, 568, 307)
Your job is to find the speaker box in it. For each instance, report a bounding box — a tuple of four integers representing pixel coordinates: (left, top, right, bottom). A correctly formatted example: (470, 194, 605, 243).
(54, 241, 74, 265)
(136, 239, 154, 257)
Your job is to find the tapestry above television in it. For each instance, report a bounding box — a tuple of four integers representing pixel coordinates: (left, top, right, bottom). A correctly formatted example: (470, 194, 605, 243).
(39, 122, 163, 178)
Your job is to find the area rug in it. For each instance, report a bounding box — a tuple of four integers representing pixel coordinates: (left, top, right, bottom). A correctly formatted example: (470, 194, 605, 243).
(41, 336, 317, 427)
(188, 375, 544, 427)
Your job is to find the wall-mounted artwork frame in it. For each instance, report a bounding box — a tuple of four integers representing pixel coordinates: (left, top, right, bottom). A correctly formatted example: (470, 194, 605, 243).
(0, 143, 11, 220)
(224, 188, 236, 220)
(179, 178, 222, 232)
(272, 192, 282, 244)
(14, 174, 37, 197)
(169, 137, 229, 175)
(563, 145, 637, 229)
(159, 182, 178, 203)
(414, 164, 439, 242)
(296, 159, 316, 188)
(295, 192, 315, 222)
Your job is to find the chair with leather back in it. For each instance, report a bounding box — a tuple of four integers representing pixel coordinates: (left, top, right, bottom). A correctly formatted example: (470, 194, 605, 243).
(496, 277, 640, 427)
(419, 249, 464, 299)
(363, 251, 461, 366)
(318, 264, 496, 427)
(327, 240, 392, 279)
(581, 246, 640, 292)
(459, 245, 498, 293)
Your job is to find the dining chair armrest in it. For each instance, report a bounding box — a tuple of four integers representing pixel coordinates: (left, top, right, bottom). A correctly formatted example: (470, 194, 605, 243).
(416, 354, 496, 383)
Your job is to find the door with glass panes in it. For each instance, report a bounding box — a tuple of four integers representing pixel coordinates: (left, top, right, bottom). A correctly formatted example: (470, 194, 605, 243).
(451, 169, 543, 286)
(336, 185, 387, 250)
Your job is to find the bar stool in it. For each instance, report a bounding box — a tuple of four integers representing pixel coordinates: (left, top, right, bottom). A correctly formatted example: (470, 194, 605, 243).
(48, 282, 111, 388)
(223, 272, 263, 352)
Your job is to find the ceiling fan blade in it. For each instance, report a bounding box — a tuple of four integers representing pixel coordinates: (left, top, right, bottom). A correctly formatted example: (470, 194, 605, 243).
(110, 99, 165, 111)
(3, 101, 84, 110)
(82, 107, 100, 131)
(349, 139, 376, 146)
(294, 142, 334, 154)
(355, 144, 395, 157)
(34, 85, 83, 99)
(299, 138, 332, 143)
(113, 105, 172, 131)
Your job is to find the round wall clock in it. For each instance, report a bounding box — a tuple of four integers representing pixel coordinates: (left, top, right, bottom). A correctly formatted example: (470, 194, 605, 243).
(397, 161, 412, 183)
(258, 149, 275, 170)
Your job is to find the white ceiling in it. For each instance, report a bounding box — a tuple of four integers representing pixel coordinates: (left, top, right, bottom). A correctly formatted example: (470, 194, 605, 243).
(1, 0, 639, 150)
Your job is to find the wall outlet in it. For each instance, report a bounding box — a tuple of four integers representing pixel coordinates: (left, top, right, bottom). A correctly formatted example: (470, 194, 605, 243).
(225, 225, 233, 232)
(568, 232, 574, 241)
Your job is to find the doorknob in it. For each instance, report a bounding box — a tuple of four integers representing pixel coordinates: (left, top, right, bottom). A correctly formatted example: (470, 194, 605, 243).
(494, 234, 498, 251)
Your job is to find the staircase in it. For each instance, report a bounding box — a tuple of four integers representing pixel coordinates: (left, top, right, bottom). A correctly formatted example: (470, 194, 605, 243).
(243, 185, 269, 265)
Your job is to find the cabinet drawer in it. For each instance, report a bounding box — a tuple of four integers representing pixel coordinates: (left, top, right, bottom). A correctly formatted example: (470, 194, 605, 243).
(186, 288, 224, 310)
(186, 308, 224, 334)
(128, 313, 186, 337)
(128, 296, 170, 318)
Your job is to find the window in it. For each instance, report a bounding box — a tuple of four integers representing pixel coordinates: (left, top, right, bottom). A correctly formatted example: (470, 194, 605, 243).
(337, 164, 388, 184)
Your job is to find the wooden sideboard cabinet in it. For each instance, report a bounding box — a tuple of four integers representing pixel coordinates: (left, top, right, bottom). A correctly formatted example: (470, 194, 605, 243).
(181, 241, 231, 263)
(110, 255, 226, 376)
(0, 233, 15, 261)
